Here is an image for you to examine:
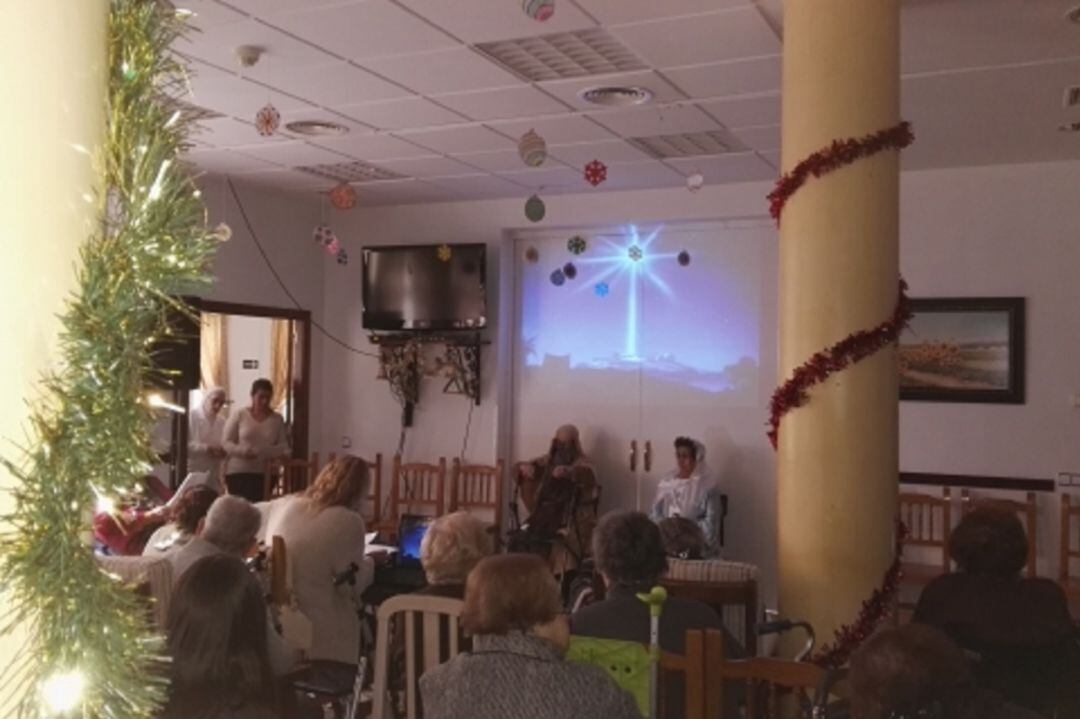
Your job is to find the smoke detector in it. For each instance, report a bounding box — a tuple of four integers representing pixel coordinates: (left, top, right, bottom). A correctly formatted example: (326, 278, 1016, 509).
(285, 120, 350, 137)
(235, 45, 265, 68)
(578, 86, 653, 107)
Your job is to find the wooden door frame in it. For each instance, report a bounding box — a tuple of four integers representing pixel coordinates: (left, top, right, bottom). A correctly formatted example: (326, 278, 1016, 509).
(189, 297, 312, 460)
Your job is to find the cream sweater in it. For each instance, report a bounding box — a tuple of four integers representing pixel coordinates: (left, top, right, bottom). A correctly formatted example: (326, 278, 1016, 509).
(222, 408, 290, 475)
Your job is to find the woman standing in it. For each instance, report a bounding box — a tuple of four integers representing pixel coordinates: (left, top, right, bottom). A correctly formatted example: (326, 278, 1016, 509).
(223, 378, 290, 502)
(188, 387, 227, 489)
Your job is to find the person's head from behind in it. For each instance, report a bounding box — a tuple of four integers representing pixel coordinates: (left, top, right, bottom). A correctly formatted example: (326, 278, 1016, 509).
(593, 511, 667, 588)
(658, 516, 707, 559)
(305, 454, 370, 512)
(171, 485, 219, 535)
(249, 378, 273, 414)
(201, 495, 261, 557)
(421, 511, 494, 587)
(462, 554, 567, 652)
(850, 624, 974, 719)
(549, 424, 582, 466)
(674, 436, 698, 477)
(165, 554, 273, 716)
(948, 505, 1028, 579)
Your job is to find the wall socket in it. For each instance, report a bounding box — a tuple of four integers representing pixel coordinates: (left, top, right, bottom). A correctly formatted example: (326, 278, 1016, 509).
(1057, 471, 1080, 486)
(341, 436, 352, 449)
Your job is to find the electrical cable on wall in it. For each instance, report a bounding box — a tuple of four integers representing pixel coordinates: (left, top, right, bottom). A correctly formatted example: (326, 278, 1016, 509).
(459, 400, 474, 461)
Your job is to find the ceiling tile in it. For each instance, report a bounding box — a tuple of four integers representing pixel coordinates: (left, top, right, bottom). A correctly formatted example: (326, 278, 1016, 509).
(354, 179, 462, 205)
(182, 148, 283, 174)
(434, 86, 568, 121)
(731, 124, 780, 152)
(665, 152, 777, 184)
(495, 166, 589, 194)
(426, 173, 528, 199)
(373, 155, 480, 178)
(185, 74, 315, 119)
(308, 132, 435, 161)
(224, 0, 359, 15)
(238, 168, 336, 190)
(759, 150, 779, 170)
(192, 116, 295, 148)
(574, 0, 749, 25)
(174, 0, 248, 28)
(267, 1, 458, 62)
(591, 160, 685, 191)
(360, 48, 522, 95)
(174, 17, 336, 71)
(547, 139, 653, 166)
(488, 115, 617, 144)
(447, 149, 533, 173)
(539, 70, 687, 110)
(395, 0, 596, 43)
(277, 107, 373, 134)
(662, 56, 781, 100)
(245, 61, 411, 106)
(230, 141, 353, 168)
(609, 8, 780, 68)
(398, 125, 516, 154)
(588, 103, 722, 137)
(698, 93, 780, 128)
(333, 97, 466, 130)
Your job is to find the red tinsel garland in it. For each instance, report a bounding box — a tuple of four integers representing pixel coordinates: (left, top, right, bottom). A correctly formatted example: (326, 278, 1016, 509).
(767, 121, 914, 223)
(810, 521, 908, 669)
(767, 279, 912, 449)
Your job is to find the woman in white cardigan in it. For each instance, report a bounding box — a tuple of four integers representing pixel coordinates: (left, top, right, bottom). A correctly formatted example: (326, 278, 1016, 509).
(257, 455, 375, 666)
(223, 378, 290, 502)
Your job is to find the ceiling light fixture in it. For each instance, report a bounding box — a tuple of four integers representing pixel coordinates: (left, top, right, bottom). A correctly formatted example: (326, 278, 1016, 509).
(285, 120, 350, 137)
(578, 86, 653, 107)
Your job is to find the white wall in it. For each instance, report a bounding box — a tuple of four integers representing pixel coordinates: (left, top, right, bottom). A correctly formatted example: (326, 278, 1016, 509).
(225, 315, 273, 399)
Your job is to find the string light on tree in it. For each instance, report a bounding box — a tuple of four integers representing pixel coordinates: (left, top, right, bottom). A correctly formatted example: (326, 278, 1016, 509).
(41, 670, 87, 714)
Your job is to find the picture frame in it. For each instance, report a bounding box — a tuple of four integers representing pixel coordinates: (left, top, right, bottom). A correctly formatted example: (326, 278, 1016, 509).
(898, 297, 1025, 403)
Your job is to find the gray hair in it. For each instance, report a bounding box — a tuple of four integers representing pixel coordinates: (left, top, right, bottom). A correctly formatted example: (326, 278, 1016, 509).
(201, 495, 261, 556)
(420, 511, 493, 586)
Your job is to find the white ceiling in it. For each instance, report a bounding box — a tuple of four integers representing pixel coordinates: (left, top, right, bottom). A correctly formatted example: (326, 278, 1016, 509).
(175, 0, 1080, 206)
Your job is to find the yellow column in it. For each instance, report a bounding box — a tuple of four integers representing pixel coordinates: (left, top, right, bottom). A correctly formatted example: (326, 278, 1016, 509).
(0, 0, 108, 696)
(777, 0, 901, 645)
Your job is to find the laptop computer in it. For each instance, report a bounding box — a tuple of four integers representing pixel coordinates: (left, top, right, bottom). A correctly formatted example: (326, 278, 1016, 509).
(371, 514, 432, 591)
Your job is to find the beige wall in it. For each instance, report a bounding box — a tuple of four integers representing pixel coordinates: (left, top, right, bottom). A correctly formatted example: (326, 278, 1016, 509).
(0, 0, 109, 699)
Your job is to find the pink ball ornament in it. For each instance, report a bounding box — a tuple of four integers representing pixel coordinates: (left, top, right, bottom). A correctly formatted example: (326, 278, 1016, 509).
(523, 0, 554, 21)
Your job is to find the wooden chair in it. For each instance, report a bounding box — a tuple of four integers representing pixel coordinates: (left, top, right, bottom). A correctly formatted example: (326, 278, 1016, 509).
(96, 553, 174, 629)
(269, 535, 288, 607)
(661, 575, 758, 656)
(704, 627, 826, 719)
(450, 458, 503, 530)
(264, 452, 320, 499)
(327, 451, 383, 526)
(387, 456, 447, 535)
(1061, 493, 1080, 598)
(898, 489, 952, 611)
(961, 489, 1038, 577)
(659, 630, 707, 719)
(371, 594, 464, 719)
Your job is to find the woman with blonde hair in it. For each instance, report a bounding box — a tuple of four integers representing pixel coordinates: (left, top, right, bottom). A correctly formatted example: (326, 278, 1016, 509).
(257, 455, 375, 665)
(419, 511, 494, 598)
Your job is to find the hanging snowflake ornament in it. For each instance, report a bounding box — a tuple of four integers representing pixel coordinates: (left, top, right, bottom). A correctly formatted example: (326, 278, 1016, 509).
(336, 247, 349, 265)
(437, 243, 452, 262)
(525, 194, 546, 223)
(627, 245, 644, 262)
(562, 262, 577, 280)
(518, 129, 547, 167)
(550, 268, 566, 286)
(313, 224, 337, 247)
(254, 102, 280, 136)
(584, 159, 607, 187)
(594, 282, 610, 298)
(525, 246, 539, 263)
(326, 237, 341, 256)
(678, 250, 691, 267)
(567, 235, 587, 255)
(686, 172, 705, 193)
(330, 183, 357, 210)
(523, 0, 555, 21)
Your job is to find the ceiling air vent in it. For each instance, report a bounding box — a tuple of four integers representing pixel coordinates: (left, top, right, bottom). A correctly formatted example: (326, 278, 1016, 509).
(1064, 85, 1080, 109)
(474, 29, 647, 82)
(285, 120, 350, 137)
(579, 86, 653, 107)
(296, 160, 406, 184)
(626, 130, 745, 159)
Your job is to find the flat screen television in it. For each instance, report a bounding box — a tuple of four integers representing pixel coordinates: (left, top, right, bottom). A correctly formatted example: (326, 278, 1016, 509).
(362, 243, 487, 331)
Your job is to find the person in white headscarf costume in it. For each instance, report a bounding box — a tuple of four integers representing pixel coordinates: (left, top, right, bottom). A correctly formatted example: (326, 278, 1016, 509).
(188, 387, 227, 490)
(649, 437, 722, 557)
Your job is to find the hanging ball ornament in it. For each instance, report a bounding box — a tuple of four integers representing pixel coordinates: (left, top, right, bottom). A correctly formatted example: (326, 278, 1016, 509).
(518, 129, 547, 167)
(525, 194, 546, 223)
(562, 262, 577, 280)
(330, 183, 358, 210)
(336, 247, 349, 265)
(212, 222, 232, 242)
(686, 172, 705, 193)
(567, 235, 587, 255)
(326, 237, 341, 256)
(255, 102, 281, 136)
(523, 0, 555, 22)
(437, 243, 452, 262)
(313, 224, 336, 247)
(525, 246, 540, 263)
(550, 268, 566, 286)
(678, 250, 691, 267)
(584, 159, 607, 187)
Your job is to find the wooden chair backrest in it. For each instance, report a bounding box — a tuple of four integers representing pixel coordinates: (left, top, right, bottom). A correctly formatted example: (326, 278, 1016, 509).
(391, 456, 447, 521)
(658, 629, 706, 719)
(899, 488, 952, 573)
(450, 459, 503, 529)
(661, 576, 758, 655)
(264, 452, 319, 499)
(327, 451, 383, 525)
(961, 489, 1038, 577)
(270, 535, 288, 607)
(371, 594, 464, 719)
(1061, 493, 1080, 583)
(95, 553, 174, 629)
(704, 628, 825, 719)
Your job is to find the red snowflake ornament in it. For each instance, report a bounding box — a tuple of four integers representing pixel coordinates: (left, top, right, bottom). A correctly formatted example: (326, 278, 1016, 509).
(584, 159, 607, 187)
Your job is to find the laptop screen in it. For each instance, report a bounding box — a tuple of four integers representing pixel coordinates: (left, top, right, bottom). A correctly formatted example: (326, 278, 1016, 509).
(397, 515, 433, 568)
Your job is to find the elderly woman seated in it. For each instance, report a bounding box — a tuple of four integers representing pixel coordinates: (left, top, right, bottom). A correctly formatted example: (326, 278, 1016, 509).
(143, 484, 218, 556)
(418, 511, 494, 598)
(420, 554, 639, 719)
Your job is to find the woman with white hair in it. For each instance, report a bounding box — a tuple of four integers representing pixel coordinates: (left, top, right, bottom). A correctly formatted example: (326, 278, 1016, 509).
(649, 436, 722, 557)
(419, 511, 494, 599)
(188, 387, 227, 489)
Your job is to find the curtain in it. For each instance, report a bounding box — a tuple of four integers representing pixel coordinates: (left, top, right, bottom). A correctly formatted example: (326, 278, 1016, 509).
(270, 319, 291, 411)
(199, 312, 228, 394)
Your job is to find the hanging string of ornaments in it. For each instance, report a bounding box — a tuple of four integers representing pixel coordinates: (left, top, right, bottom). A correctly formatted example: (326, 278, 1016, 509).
(766, 120, 915, 669)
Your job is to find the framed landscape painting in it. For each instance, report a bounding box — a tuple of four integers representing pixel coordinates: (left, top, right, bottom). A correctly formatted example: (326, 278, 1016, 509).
(898, 297, 1025, 403)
